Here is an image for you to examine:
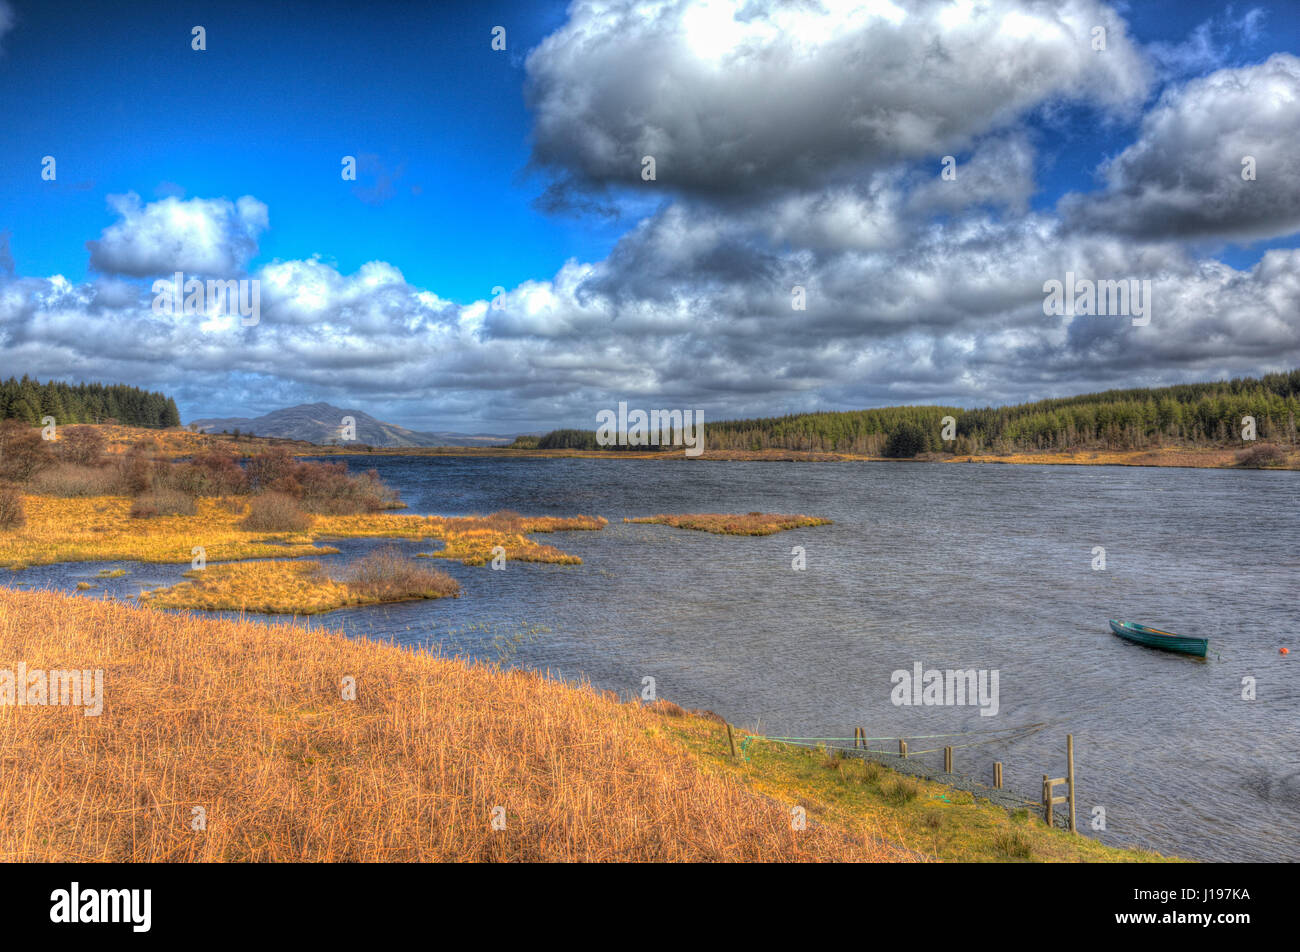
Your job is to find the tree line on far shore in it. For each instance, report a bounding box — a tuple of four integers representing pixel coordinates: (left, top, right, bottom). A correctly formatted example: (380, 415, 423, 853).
(0, 377, 181, 429)
(523, 370, 1300, 457)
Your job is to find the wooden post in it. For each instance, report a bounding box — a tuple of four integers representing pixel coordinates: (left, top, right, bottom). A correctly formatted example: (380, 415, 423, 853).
(899, 740, 908, 759)
(944, 746, 953, 772)
(726, 723, 737, 759)
(854, 727, 862, 749)
(1043, 774, 1052, 826)
(993, 762, 1003, 789)
(1067, 734, 1077, 834)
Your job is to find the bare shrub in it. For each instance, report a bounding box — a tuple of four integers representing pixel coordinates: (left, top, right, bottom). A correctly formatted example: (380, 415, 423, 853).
(246, 447, 297, 489)
(245, 451, 399, 514)
(0, 486, 25, 530)
(0, 420, 54, 484)
(130, 489, 197, 519)
(344, 545, 459, 601)
(29, 463, 125, 497)
(169, 450, 249, 496)
(55, 426, 106, 466)
(299, 462, 399, 514)
(1235, 443, 1287, 468)
(240, 492, 312, 532)
(119, 441, 160, 494)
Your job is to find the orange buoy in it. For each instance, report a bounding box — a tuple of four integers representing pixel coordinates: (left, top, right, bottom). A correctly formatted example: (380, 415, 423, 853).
(1281, 647, 1290, 655)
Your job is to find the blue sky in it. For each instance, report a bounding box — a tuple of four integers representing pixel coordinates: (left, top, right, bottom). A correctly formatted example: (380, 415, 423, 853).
(0, 0, 613, 301)
(2, 0, 1299, 431)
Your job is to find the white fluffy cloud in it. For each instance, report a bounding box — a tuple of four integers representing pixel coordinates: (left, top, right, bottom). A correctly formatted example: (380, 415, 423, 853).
(86, 192, 269, 277)
(5, 1, 1300, 430)
(5, 188, 1300, 429)
(1063, 54, 1300, 242)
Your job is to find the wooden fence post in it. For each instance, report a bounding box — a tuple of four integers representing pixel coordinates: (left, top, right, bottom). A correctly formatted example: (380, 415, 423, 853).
(1043, 774, 1052, 826)
(944, 746, 953, 772)
(1067, 734, 1077, 834)
(726, 723, 737, 759)
(899, 740, 908, 759)
(993, 762, 1003, 789)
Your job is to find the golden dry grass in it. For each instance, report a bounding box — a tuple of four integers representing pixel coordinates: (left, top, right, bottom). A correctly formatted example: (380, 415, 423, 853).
(138, 556, 459, 614)
(0, 496, 605, 570)
(417, 512, 606, 565)
(0, 588, 903, 862)
(93, 425, 314, 459)
(624, 513, 833, 535)
(945, 446, 1299, 469)
(0, 495, 327, 568)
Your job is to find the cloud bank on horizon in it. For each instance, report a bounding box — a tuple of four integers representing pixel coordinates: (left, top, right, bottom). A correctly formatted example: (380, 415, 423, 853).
(2, 0, 1300, 431)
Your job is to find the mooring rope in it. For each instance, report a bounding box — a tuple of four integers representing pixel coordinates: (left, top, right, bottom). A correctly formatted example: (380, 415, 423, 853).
(762, 722, 1051, 744)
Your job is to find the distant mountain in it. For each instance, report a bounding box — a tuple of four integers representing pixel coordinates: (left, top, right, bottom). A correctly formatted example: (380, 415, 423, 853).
(188, 402, 515, 448)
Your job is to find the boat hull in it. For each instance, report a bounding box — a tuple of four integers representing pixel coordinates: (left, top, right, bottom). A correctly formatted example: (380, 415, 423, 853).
(1109, 619, 1208, 657)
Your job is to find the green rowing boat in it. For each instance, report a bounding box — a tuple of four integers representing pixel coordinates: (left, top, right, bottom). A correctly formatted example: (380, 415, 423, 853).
(1109, 619, 1208, 657)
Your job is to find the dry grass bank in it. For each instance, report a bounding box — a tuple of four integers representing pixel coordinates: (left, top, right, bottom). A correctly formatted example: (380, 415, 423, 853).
(0, 588, 901, 862)
(63, 424, 1300, 469)
(139, 551, 460, 614)
(945, 445, 1300, 469)
(0, 496, 604, 570)
(417, 511, 606, 565)
(625, 513, 833, 535)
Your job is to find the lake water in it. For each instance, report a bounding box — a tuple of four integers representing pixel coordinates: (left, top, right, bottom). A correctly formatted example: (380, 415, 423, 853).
(13, 456, 1299, 861)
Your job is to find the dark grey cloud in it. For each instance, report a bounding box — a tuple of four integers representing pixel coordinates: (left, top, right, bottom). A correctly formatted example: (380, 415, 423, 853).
(525, 0, 1147, 202)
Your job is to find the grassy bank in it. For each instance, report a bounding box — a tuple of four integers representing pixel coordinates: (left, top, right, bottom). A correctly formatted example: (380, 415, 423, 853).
(0, 495, 605, 570)
(0, 588, 899, 861)
(660, 715, 1180, 862)
(0, 589, 1171, 862)
(29, 423, 1300, 470)
(139, 550, 460, 614)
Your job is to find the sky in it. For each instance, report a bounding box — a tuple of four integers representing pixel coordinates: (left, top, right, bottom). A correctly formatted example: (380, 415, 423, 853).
(1, 0, 1299, 432)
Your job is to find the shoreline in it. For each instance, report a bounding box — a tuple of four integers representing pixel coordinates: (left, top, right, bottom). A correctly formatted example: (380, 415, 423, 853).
(0, 587, 1177, 862)
(75, 425, 1299, 471)
(298, 444, 1300, 471)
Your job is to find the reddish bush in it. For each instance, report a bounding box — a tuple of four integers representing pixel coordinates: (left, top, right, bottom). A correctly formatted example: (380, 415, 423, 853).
(240, 492, 312, 532)
(246, 448, 297, 489)
(248, 453, 399, 514)
(0, 485, 25, 530)
(119, 441, 160, 494)
(30, 463, 125, 497)
(344, 545, 459, 601)
(0, 420, 54, 484)
(1235, 443, 1287, 468)
(129, 489, 197, 519)
(55, 426, 107, 466)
